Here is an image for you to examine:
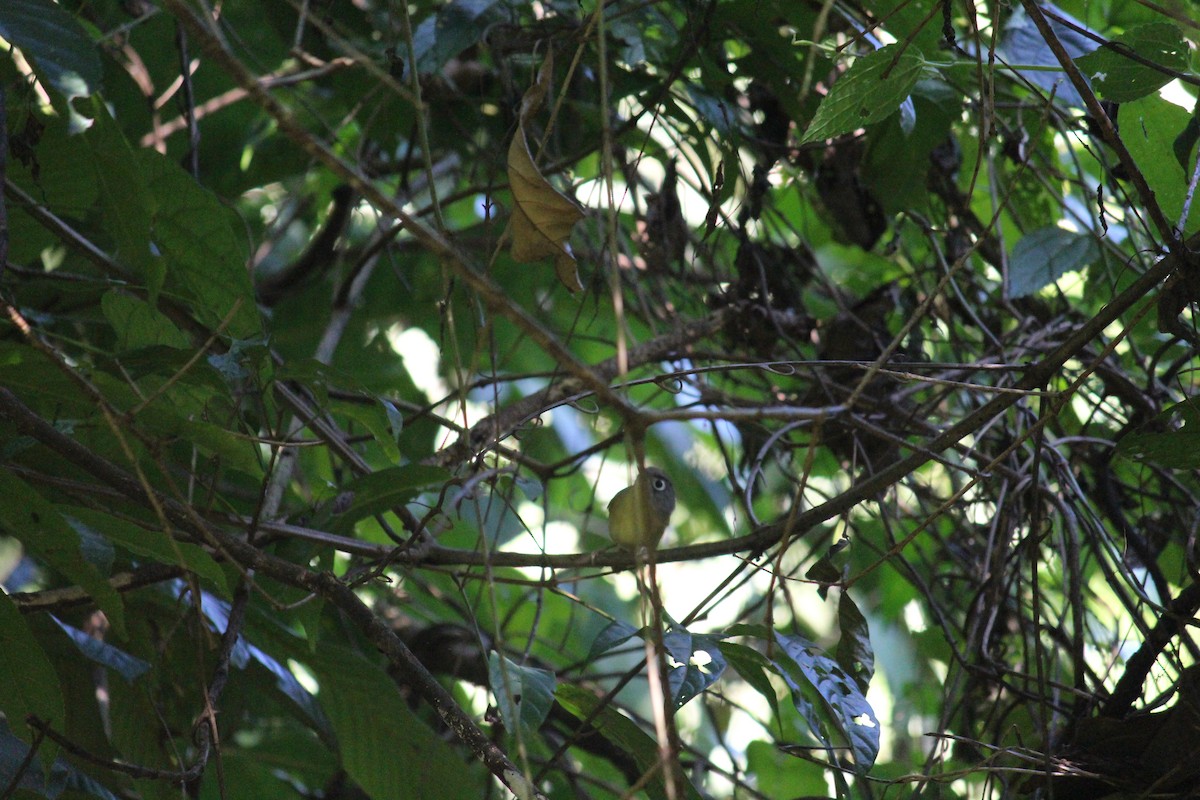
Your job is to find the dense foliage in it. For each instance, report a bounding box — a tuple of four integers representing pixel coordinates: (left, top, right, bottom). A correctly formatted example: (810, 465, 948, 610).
(2, 0, 1199, 798)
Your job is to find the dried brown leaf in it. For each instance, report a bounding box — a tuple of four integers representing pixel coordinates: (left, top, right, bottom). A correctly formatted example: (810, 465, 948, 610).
(506, 53, 585, 293)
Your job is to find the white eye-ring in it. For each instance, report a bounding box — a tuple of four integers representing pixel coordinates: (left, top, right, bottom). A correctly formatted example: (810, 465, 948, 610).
(653, 478, 668, 490)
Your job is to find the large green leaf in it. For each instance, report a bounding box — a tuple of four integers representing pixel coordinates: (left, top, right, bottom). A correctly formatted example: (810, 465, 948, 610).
(138, 149, 261, 339)
(1117, 398, 1200, 469)
(65, 506, 230, 598)
(0, 591, 65, 752)
(1075, 22, 1188, 103)
(1007, 226, 1100, 298)
(0, 0, 101, 104)
(661, 626, 727, 711)
(800, 44, 925, 145)
(772, 631, 880, 772)
(555, 684, 703, 800)
(330, 465, 450, 535)
(0, 471, 126, 637)
(84, 99, 161, 294)
(1121, 94, 1200, 235)
(307, 644, 479, 800)
(488, 652, 556, 741)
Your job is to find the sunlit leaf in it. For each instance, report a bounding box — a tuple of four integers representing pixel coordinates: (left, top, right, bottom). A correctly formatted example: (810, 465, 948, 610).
(1075, 22, 1187, 103)
(799, 44, 924, 144)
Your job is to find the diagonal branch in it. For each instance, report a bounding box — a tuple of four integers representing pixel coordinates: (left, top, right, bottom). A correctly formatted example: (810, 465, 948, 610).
(0, 386, 546, 800)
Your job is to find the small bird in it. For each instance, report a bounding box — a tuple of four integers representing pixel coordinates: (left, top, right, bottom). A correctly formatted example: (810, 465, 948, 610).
(607, 468, 676, 552)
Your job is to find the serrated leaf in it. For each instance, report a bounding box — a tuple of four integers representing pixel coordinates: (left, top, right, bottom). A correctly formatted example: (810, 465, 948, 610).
(1007, 226, 1099, 298)
(773, 631, 880, 772)
(0, 471, 126, 637)
(0, 0, 102, 106)
(506, 53, 585, 292)
(800, 44, 925, 145)
(1075, 22, 1187, 103)
(555, 684, 703, 800)
(488, 653, 556, 740)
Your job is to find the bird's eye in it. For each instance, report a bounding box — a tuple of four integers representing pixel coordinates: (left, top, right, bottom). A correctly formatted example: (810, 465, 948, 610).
(653, 478, 667, 490)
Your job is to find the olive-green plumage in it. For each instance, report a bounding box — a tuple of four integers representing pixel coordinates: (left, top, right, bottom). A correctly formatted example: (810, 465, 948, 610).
(607, 467, 676, 551)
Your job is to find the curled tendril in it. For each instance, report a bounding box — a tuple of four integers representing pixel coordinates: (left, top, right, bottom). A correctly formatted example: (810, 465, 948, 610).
(654, 374, 685, 393)
(568, 396, 601, 414)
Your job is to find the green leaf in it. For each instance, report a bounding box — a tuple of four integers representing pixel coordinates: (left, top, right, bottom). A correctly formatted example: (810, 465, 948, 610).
(587, 618, 642, 662)
(336, 399, 403, 465)
(1007, 226, 1099, 298)
(331, 465, 450, 535)
(719, 641, 783, 733)
(131, 404, 264, 480)
(1074, 23, 1188, 103)
(101, 291, 191, 352)
(555, 684, 704, 800)
(138, 150, 262, 339)
(0, 0, 102, 104)
(1121, 94, 1200, 235)
(773, 631, 880, 772)
(64, 507, 230, 599)
(308, 644, 479, 800)
(411, 0, 501, 75)
(746, 739, 832, 799)
(1117, 398, 1200, 469)
(0, 471, 127, 637)
(0, 591, 65, 750)
(662, 627, 727, 711)
(799, 44, 925, 145)
(836, 591, 874, 693)
(487, 653, 556, 740)
(84, 100, 161, 293)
